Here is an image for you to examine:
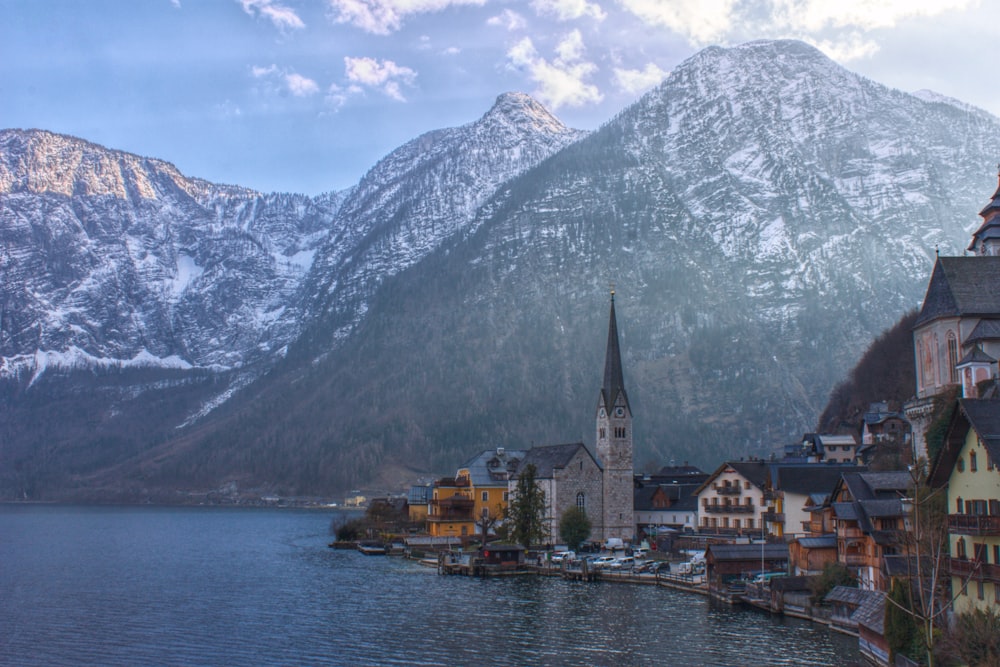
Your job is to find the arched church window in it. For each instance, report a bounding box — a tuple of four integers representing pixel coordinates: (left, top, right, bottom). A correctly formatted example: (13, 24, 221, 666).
(576, 492, 585, 509)
(947, 332, 959, 383)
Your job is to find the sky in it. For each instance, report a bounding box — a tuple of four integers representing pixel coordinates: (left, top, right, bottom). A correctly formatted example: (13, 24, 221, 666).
(2, 0, 998, 195)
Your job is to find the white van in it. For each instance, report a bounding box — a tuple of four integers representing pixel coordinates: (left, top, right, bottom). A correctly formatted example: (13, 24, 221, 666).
(603, 538, 625, 551)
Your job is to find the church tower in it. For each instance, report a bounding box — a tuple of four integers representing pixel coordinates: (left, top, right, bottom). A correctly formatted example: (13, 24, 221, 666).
(596, 288, 634, 543)
(969, 167, 1000, 256)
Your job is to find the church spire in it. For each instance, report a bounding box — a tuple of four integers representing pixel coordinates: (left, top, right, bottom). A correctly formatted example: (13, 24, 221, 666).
(970, 166, 1000, 255)
(601, 287, 630, 412)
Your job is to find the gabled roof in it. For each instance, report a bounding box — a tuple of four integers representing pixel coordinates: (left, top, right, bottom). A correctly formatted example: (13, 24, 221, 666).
(929, 398, 1000, 486)
(797, 535, 837, 549)
(825, 585, 869, 606)
(914, 256, 1000, 327)
(852, 592, 886, 634)
(956, 344, 996, 366)
(458, 448, 529, 486)
(695, 459, 769, 495)
(517, 442, 600, 479)
(769, 464, 866, 496)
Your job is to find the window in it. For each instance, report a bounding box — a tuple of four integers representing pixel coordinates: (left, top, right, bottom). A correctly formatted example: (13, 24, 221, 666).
(599, 427, 606, 439)
(746, 519, 754, 529)
(957, 538, 967, 559)
(482, 491, 488, 502)
(991, 499, 1000, 516)
(957, 497, 964, 513)
(503, 492, 509, 502)
(958, 458, 965, 472)
(744, 481, 751, 490)
(947, 332, 959, 383)
(576, 492, 585, 510)
(978, 581, 985, 601)
(970, 451, 978, 472)
(734, 519, 741, 530)
(975, 543, 987, 563)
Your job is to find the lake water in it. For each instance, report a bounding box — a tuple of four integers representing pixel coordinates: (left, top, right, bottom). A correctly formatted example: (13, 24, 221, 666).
(0, 505, 860, 666)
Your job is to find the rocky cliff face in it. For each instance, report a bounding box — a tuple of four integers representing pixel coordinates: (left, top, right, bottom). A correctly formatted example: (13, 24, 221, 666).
(3, 41, 1000, 501)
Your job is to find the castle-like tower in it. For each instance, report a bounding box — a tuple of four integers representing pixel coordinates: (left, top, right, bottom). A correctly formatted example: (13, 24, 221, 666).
(596, 288, 634, 542)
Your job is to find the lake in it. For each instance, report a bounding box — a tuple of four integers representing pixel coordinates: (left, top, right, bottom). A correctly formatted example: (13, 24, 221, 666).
(0, 505, 861, 666)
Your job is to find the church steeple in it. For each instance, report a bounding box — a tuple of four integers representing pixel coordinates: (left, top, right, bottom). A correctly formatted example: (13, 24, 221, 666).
(601, 288, 631, 414)
(596, 286, 634, 543)
(970, 166, 1000, 256)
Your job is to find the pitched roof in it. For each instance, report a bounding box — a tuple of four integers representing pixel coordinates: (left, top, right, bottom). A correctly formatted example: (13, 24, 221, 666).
(851, 592, 886, 634)
(930, 398, 1000, 486)
(695, 459, 769, 495)
(914, 256, 1000, 327)
(707, 543, 789, 561)
(769, 464, 866, 496)
(825, 585, 869, 606)
(957, 345, 996, 366)
(965, 318, 1000, 345)
(797, 535, 837, 549)
(458, 448, 529, 486)
(517, 442, 598, 478)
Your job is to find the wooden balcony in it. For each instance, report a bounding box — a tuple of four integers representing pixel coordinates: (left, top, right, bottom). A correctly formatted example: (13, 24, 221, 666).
(950, 558, 1000, 583)
(763, 511, 785, 524)
(948, 514, 1000, 536)
(428, 495, 474, 522)
(704, 504, 755, 514)
(842, 553, 867, 567)
(715, 485, 742, 496)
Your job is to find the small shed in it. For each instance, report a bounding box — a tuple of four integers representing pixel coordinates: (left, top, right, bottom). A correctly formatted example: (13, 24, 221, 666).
(481, 543, 524, 566)
(705, 542, 789, 588)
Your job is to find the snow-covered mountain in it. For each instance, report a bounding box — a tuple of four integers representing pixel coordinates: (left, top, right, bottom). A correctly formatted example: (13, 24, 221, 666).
(0, 129, 343, 379)
(3, 40, 1000, 502)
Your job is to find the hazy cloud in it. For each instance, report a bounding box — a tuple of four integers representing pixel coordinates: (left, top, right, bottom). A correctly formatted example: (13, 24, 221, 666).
(613, 62, 668, 94)
(344, 56, 417, 100)
(328, 0, 485, 35)
(251, 64, 319, 97)
(506, 30, 602, 109)
(487, 8, 528, 30)
(239, 0, 305, 30)
(531, 0, 606, 21)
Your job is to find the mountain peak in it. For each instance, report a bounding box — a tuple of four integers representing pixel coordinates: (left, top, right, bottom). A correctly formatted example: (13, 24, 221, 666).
(482, 92, 570, 135)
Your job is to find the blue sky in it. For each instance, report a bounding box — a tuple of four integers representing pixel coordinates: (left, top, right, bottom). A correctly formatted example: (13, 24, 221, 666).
(2, 0, 997, 195)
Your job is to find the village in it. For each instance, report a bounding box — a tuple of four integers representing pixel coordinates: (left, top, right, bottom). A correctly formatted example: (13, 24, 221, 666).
(333, 178, 1000, 667)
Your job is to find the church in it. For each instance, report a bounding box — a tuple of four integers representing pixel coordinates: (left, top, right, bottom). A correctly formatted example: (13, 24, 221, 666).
(506, 288, 636, 544)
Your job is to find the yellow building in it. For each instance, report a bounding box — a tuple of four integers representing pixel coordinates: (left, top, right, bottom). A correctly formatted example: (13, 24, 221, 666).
(427, 448, 528, 539)
(929, 399, 1000, 614)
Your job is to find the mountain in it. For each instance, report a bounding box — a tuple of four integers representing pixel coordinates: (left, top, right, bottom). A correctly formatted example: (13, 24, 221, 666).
(3, 40, 1000, 502)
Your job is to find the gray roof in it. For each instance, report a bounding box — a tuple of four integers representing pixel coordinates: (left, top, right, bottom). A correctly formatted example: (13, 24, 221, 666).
(707, 543, 788, 561)
(859, 498, 904, 518)
(518, 442, 598, 479)
(852, 592, 886, 634)
(965, 318, 1000, 345)
(931, 399, 1000, 486)
(696, 459, 769, 495)
(832, 502, 858, 521)
(797, 535, 837, 549)
(914, 256, 1000, 327)
(769, 464, 866, 496)
(957, 344, 996, 366)
(458, 448, 529, 486)
(825, 585, 869, 606)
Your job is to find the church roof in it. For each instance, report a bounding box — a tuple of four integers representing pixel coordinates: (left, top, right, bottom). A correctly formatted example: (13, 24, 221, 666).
(965, 318, 1000, 345)
(914, 256, 1000, 327)
(517, 442, 600, 479)
(600, 292, 630, 413)
(957, 345, 996, 366)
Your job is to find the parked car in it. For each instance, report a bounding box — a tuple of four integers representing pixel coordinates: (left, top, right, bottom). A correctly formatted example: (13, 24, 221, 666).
(631, 548, 648, 559)
(591, 556, 617, 569)
(551, 551, 575, 563)
(650, 561, 671, 574)
(608, 556, 634, 570)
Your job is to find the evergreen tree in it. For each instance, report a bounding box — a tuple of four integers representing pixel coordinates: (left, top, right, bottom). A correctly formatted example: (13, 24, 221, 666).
(505, 463, 547, 549)
(558, 506, 592, 551)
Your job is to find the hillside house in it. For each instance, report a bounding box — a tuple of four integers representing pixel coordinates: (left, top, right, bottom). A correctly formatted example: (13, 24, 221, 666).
(928, 398, 1000, 614)
(695, 460, 768, 537)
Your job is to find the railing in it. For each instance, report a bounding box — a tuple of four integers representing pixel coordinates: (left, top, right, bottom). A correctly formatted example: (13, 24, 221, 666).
(703, 504, 755, 514)
(949, 557, 1000, 583)
(762, 511, 786, 524)
(948, 514, 1000, 536)
(715, 485, 742, 496)
(843, 553, 867, 566)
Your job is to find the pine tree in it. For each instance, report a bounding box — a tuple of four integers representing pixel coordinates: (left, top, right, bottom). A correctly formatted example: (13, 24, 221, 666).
(505, 463, 547, 549)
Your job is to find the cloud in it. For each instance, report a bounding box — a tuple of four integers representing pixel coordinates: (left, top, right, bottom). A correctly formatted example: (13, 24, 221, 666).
(251, 64, 320, 97)
(344, 56, 417, 100)
(531, 0, 606, 21)
(613, 62, 668, 94)
(239, 0, 305, 30)
(506, 30, 602, 109)
(616, 0, 978, 52)
(487, 8, 528, 30)
(327, 0, 485, 35)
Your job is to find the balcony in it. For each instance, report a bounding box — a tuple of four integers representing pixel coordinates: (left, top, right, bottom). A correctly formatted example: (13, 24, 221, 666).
(762, 511, 786, 524)
(948, 514, 1000, 536)
(950, 558, 1000, 583)
(715, 485, 742, 496)
(704, 504, 755, 514)
(843, 553, 867, 567)
(428, 495, 475, 522)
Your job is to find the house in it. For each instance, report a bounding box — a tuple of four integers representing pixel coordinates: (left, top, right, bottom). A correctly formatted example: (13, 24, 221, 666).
(456, 447, 528, 533)
(861, 402, 911, 450)
(427, 476, 476, 538)
(694, 460, 768, 536)
(764, 463, 866, 539)
(785, 433, 859, 464)
(633, 464, 706, 538)
(705, 542, 789, 593)
(928, 398, 1000, 614)
(829, 471, 912, 591)
(407, 484, 433, 523)
(513, 442, 603, 545)
(789, 535, 838, 576)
